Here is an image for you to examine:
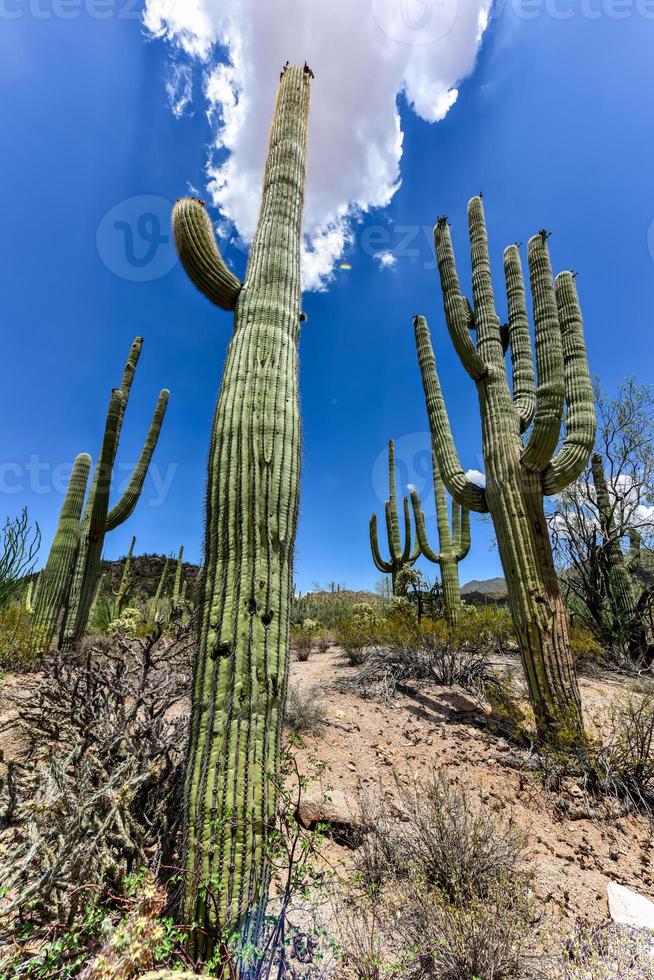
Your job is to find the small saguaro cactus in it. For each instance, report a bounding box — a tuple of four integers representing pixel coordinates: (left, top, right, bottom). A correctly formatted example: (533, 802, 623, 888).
(410, 447, 470, 625)
(60, 338, 169, 650)
(112, 535, 135, 619)
(30, 453, 92, 653)
(172, 63, 312, 957)
(172, 544, 184, 607)
(149, 556, 169, 621)
(413, 197, 596, 742)
(370, 439, 420, 594)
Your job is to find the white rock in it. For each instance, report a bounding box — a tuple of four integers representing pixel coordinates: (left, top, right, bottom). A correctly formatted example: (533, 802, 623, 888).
(607, 882, 654, 931)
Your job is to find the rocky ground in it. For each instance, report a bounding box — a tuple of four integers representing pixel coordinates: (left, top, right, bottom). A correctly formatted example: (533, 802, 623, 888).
(288, 646, 654, 972)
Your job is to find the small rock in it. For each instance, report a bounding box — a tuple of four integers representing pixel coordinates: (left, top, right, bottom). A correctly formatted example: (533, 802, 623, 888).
(607, 882, 654, 930)
(298, 788, 360, 829)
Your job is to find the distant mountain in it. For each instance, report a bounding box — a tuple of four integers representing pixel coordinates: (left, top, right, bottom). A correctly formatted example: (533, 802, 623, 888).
(461, 577, 507, 597)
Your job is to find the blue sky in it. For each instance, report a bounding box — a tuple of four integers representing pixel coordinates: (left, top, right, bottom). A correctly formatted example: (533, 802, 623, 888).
(1, 2, 653, 591)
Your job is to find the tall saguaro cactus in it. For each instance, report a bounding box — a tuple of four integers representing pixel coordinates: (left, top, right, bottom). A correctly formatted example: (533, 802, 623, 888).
(172, 65, 312, 957)
(370, 439, 420, 594)
(410, 447, 470, 625)
(30, 453, 92, 653)
(60, 338, 169, 649)
(413, 197, 596, 741)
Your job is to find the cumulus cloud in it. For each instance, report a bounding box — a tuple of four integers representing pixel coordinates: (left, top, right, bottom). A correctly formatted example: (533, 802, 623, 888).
(465, 469, 486, 488)
(374, 249, 398, 271)
(143, 0, 492, 290)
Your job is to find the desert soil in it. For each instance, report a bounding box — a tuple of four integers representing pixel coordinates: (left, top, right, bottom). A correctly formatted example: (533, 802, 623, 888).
(288, 646, 654, 969)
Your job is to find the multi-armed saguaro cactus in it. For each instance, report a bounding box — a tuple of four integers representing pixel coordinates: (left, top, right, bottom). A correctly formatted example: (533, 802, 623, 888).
(370, 440, 420, 594)
(30, 453, 92, 653)
(413, 197, 596, 741)
(60, 338, 169, 650)
(410, 447, 470, 625)
(112, 535, 135, 619)
(172, 64, 312, 956)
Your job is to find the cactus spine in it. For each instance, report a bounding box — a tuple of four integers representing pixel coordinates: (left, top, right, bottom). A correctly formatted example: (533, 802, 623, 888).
(172, 64, 312, 954)
(414, 197, 596, 741)
(29, 454, 92, 653)
(112, 535, 135, 619)
(410, 447, 470, 625)
(60, 339, 169, 649)
(370, 440, 420, 594)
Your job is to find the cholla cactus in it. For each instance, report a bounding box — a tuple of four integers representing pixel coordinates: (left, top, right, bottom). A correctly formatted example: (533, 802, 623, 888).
(60, 338, 169, 650)
(413, 197, 596, 741)
(370, 440, 420, 594)
(410, 447, 470, 625)
(172, 64, 312, 955)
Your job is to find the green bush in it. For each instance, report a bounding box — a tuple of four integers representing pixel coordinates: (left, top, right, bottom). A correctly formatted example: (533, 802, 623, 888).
(0, 602, 37, 673)
(569, 620, 603, 664)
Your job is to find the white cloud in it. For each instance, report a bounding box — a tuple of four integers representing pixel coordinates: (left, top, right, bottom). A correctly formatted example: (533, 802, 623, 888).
(165, 61, 194, 117)
(143, 0, 492, 290)
(374, 249, 398, 271)
(465, 469, 486, 488)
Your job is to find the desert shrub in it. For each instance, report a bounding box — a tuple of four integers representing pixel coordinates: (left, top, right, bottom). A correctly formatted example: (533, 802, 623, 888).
(353, 772, 533, 979)
(0, 508, 40, 610)
(0, 627, 192, 971)
(568, 620, 603, 664)
(587, 691, 654, 809)
(427, 605, 515, 654)
(0, 600, 36, 672)
(291, 618, 322, 662)
(284, 682, 327, 733)
(315, 630, 334, 653)
(561, 922, 654, 979)
(333, 898, 386, 980)
(356, 771, 526, 900)
(341, 631, 492, 702)
(393, 876, 533, 980)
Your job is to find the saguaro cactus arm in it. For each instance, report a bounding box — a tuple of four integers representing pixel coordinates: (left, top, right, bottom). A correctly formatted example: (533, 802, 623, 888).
(413, 315, 488, 514)
(520, 233, 566, 472)
(105, 388, 170, 531)
(455, 506, 471, 562)
(173, 197, 243, 311)
(434, 217, 487, 381)
(370, 514, 394, 574)
(410, 490, 443, 564)
(503, 245, 536, 431)
(90, 391, 125, 542)
(542, 273, 596, 494)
